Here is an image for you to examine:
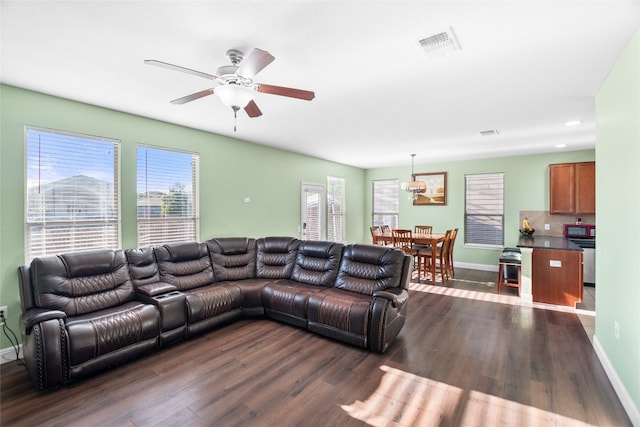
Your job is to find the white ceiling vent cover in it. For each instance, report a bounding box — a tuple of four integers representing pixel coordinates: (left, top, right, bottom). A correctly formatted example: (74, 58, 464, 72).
(480, 129, 500, 137)
(418, 27, 461, 56)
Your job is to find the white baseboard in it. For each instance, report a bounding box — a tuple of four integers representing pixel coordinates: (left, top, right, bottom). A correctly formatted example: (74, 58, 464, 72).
(519, 292, 533, 303)
(0, 344, 22, 364)
(593, 335, 640, 426)
(454, 261, 498, 272)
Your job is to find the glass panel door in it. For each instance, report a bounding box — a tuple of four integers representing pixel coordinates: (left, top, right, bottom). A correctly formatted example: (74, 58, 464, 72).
(301, 182, 326, 240)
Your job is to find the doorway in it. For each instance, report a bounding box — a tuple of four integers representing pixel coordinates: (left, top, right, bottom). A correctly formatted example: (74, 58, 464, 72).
(300, 182, 326, 240)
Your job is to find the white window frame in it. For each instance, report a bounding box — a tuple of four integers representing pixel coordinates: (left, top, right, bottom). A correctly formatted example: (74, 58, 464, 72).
(464, 172, 505, 248)
(137, 145, 199, 247)
(24, 126, 121, 262)
(372, 179, 399, 229)
(327, 175, 346, 242)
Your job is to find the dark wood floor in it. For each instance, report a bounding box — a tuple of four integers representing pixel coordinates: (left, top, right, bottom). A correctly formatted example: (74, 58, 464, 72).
(0, 269, 630, 426)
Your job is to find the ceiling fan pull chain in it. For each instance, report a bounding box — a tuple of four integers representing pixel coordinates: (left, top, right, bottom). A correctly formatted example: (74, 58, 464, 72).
(233, 106, 239, 132)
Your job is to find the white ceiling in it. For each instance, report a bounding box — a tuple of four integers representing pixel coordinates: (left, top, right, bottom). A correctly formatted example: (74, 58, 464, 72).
(2, 1, 639, 169)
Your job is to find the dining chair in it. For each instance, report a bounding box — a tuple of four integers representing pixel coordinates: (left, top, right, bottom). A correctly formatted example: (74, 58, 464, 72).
(391, 229, 419, 268)
(381, 225, 391, 233)
(413, 225, 433, 252)
(414, 225, 433, 234)
(448, 228, 459, 278)
(417, 229, 453, 283)
(369, 225, 383, 244)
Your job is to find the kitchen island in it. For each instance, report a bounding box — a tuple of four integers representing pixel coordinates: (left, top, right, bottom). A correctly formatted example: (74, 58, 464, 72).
(517, 235, 583, 307)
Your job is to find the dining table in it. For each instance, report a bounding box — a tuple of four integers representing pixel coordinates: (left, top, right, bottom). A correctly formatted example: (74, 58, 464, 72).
(372, 232, 447, 283)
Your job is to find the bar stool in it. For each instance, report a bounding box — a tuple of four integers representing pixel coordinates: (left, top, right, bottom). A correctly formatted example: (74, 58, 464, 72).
(498, 248, 521, 295)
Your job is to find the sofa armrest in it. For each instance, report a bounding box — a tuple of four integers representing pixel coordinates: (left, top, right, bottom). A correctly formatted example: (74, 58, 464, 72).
(136, 282, 177, 297)
(20, 308, 66, 334)
(20, 310, 69, 390)
(373, 288, 408, 308)
(369, 288, 409, 353)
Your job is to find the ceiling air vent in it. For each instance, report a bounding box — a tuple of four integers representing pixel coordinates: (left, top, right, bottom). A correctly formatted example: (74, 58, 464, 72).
(480, 129, 500, 137)
(418, 27, 461, 56)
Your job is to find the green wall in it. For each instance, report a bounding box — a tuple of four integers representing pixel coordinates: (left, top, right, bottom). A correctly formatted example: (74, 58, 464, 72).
(0, 84, 365, 348)
(365, 150, 595, 267)
(596, 28, 640, 419)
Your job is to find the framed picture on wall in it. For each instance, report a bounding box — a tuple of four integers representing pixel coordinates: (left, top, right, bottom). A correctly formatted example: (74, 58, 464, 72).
(413, 172, 447, 206)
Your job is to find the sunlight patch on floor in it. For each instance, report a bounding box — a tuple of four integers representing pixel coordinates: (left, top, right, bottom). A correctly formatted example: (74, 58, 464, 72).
(409, 281, 595, 317)
(341, 365, 597, 426)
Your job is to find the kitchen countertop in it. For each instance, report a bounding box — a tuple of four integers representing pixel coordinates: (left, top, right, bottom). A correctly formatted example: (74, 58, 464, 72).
(516, 235, 582, 251)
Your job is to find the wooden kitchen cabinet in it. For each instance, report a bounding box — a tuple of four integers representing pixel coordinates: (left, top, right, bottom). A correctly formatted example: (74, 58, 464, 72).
(532, 248, 583, 307)
(549, 161, 595, 214)
(575, 162, 596, 213)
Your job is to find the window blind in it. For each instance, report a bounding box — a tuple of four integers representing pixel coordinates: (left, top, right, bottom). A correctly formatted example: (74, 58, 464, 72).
(137, 146, 198, 247)
(327, 176, 345, 242)
(464, 173, 504, 246)
(372, 179, 399, 229)
(25, 127, 120, 261)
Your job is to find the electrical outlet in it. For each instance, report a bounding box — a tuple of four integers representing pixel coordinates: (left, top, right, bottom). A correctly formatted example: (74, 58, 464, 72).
(544, 224, 550, 231)
(614, 321, 620, 340)
(0, 305, 7, 321)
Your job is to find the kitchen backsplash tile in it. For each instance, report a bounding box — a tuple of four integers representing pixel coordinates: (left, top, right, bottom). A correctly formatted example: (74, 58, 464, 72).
(519, 211, 595, 237)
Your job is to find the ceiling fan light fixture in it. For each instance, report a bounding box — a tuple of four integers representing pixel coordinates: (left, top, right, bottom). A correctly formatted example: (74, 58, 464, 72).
(215, 84, 254, 109)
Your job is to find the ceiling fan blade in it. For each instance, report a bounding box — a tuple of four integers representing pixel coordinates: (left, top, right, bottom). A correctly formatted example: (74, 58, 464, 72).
(170, 88, 214, 105)
(237, 48, 275, 79)
(256, 84, 315, 101)
(244, 100, 263, 118)
(145, 60, 217, 80)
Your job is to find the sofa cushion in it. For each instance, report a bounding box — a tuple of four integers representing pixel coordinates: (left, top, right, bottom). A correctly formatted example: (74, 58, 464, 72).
(207, 237, 257, 281)
(290, 240, 344, 287)
(256, 237, 299, 279)
(154, 242, 214, 291)
(307, 288, 372, 345)
(183, 283, 243, 324)
(30, 249, 134, 316)
(335, 244, 405, 295)
(262, 280, 326, 321)
(65, 301, 160, 366)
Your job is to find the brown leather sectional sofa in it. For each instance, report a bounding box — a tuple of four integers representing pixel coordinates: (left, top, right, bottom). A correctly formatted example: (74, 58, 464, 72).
(18, 237, 412, 390)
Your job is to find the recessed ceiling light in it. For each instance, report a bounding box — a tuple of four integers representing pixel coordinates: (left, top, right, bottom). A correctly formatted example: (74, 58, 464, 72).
(565, 120, 582, 127)
(555, 144, 567, 148)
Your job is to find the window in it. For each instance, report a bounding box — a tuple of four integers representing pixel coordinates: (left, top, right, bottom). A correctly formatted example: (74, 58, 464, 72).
(372, 179, 399, 229)
(464, 173, 504, 247)
(137, 146, 199, 247)
(327, 176, 345, 242)
(25, 127, 120, 261)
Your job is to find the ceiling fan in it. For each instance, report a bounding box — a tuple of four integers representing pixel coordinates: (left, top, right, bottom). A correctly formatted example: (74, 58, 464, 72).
(145, 48, 315, 130)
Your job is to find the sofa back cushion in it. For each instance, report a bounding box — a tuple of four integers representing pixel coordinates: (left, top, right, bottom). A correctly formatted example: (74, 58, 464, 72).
(256, 237, 299, 279)
(125, 247, 160, 287)
(30, 249, 134, 316)
(335, 244, 405, 295)
(207, 237, 257, 281)
(290, 240, 344, 286)
(154, 242, 214, 290)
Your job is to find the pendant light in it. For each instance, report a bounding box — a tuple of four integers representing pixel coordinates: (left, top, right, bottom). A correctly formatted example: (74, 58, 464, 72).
(400, 154, 426, 199)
